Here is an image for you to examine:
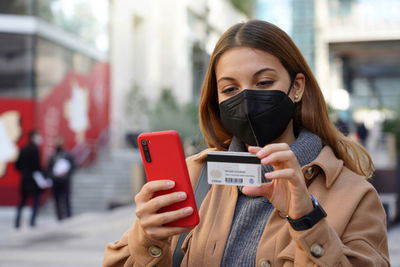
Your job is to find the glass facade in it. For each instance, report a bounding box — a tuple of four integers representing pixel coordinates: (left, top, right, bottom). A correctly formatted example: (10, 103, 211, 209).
(328, 0, 400, 31)
(0, 33, 35, 98)
(0, 0, 109, 53)
(192, 44, 209, 103)
(187, 9, 211, 103)
(352, 77, 400, 110)
(0, 1, 110, 206)
(256, 0, 316, 71)
(292, 0, 315, 71)
(329, 38, 400, 121)
(36, 0, 109, 53)
(0, 0, 34, 15)
(255, 0, 400, 128)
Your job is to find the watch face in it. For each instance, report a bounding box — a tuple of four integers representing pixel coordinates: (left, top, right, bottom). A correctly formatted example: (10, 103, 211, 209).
(287, 195, 327, 231)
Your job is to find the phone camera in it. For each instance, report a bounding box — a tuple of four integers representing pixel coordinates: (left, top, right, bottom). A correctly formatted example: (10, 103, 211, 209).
(141, 139, 152, 163)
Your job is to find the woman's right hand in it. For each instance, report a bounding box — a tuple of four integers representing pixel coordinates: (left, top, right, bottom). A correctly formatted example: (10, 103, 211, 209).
(134, 180, 194, 240)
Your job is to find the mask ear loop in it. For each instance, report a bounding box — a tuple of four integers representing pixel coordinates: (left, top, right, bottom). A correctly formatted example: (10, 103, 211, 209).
(286, 73, 297, 96)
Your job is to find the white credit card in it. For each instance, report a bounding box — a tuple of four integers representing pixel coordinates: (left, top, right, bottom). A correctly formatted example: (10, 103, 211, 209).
(207, 151, 261, 186)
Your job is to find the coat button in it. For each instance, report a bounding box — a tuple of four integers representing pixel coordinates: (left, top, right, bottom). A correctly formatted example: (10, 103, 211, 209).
(258, 259, 271, 267)
(148, 245, 162, 258)
(310, 243, 324, 258)
(305, 166, 315, 179)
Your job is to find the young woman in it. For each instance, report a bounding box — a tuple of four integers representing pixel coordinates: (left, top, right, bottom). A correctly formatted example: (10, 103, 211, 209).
(103, 20, 389, 266)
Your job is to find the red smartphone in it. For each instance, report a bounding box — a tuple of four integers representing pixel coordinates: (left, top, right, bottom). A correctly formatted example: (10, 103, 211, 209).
(137, 130, 199, 227)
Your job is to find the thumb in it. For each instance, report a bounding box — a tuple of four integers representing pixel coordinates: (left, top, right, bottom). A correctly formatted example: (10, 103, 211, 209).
(242, 182, 273, 199)
(248, 146, 262, 154)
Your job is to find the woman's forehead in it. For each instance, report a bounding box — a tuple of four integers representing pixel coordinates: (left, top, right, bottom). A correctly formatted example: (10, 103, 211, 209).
(215, 47, 286, 78)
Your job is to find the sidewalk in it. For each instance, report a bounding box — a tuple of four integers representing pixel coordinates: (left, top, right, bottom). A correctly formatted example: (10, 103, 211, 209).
(0, 205, 136, 267)
(0, 205, 399, 266)
(389, 223, 400, 266)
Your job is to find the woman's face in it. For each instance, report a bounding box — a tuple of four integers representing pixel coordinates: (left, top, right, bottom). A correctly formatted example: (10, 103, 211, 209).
(215, 47, 297, 104)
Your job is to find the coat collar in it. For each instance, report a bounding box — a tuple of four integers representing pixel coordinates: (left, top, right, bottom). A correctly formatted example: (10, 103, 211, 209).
(301, 146, 344, 188)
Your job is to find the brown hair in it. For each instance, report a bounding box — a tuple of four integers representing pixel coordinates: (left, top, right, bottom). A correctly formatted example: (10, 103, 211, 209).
(199, 20, 374, 178)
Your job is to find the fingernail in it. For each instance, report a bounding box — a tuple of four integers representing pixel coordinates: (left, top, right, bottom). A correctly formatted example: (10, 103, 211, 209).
(177, 192, 187, 200)
(183, 207, 193, 214)
(261, 157, 269, 164)
(257, 151, 265, 157)
(166, 181, 175, 188)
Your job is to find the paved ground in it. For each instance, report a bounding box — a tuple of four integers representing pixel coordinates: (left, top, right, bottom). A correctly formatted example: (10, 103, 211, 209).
(0, 206, 399, 266)
(389, 224, 400, 266)
(0, 205, 136, 267)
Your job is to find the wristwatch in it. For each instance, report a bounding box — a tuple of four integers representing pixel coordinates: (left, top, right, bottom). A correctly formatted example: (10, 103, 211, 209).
(287, 194, 327, 231)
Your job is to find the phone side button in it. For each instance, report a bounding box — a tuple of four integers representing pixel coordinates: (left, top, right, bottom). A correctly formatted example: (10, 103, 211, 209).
(148, 245, 162, 258)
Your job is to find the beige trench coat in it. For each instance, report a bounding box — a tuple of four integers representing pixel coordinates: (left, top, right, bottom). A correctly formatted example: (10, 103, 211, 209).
(103, 146, 390, 267)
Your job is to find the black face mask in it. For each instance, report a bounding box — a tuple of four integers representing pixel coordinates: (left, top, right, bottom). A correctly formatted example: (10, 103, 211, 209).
(219, 85, 295, 147)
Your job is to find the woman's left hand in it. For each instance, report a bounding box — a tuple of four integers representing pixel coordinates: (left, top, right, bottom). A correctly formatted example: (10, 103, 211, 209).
(243, 143, 313, 219)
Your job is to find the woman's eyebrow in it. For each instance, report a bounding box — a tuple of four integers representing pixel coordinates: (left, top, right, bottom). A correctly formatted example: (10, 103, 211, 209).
(217, 68, 276, 84)
(217, 76, 235, 84)
(253, 67, 276, 77)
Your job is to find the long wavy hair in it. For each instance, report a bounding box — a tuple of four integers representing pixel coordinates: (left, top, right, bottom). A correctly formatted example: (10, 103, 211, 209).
(198, 20, 374, 178)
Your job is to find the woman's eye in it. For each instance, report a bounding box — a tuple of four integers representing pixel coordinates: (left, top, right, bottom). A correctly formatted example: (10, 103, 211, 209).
(256, 80, 274, 87)
(221, 87, 237, 94)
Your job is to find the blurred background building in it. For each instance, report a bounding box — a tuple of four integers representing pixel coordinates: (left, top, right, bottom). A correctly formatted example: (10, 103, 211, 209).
(258, 0, 400, 223)
(110, 0, 247, 149)
(0, 0, 399, 224)
(2, 1, 400, 265)
(0, 0, 249, 215)
(0, 0, 110, 207)
(316, 0, 400, 224)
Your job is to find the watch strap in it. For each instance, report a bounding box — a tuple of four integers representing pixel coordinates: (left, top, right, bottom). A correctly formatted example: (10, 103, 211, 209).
(287, 195, 327, 231)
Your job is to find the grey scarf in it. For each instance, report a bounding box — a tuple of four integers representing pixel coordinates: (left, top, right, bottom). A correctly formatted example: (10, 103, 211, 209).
(221, 129, 323, 267)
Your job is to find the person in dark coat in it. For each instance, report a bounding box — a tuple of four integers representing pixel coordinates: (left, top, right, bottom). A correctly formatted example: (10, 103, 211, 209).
(14, 130, 43, 228)
(47, 137, 75, 221)
(356, 122, 369, 146)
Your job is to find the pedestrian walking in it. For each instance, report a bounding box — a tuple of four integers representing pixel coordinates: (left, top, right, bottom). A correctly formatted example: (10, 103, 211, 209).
(47, 137, 74, 221)
(14, 130, 43, 228)
(103, 20, 389, 266)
